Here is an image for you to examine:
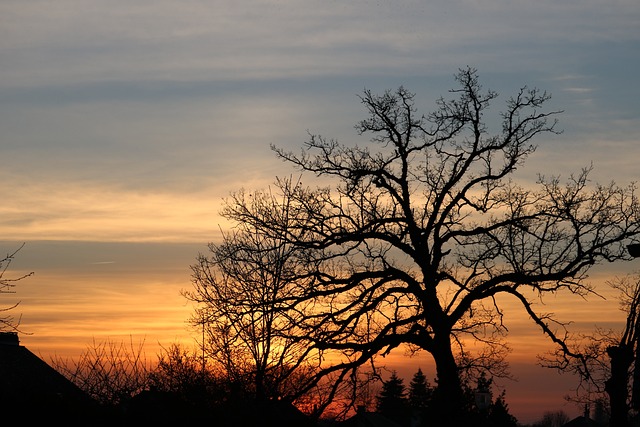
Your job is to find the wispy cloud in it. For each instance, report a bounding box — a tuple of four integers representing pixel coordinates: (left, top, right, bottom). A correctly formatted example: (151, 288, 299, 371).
(562, 87, 594, 93)
(3, 0, 638, 88)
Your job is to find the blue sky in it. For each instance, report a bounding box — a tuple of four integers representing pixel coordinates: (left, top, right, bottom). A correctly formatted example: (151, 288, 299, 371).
(1, 1, 639, 242)
(1, 1, 639, 423)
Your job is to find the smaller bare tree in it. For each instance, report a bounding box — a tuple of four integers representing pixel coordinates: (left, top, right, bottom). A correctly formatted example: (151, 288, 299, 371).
(184, 179, 321, 404)
(1, 243, 33, 331)
(148, 342, 211, 394)
(534, 410, 571, 427)
(51, 336, 151, 407)
(541, 273, 640, 427)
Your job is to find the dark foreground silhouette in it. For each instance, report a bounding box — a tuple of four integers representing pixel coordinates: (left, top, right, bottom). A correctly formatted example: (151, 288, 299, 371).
(0, 332, 604, 427)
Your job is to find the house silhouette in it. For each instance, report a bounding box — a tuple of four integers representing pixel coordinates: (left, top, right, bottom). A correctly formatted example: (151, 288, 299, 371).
(562, 415, 603, 427)
(335, 406, 403, 427)
(0, 331, 97, 424)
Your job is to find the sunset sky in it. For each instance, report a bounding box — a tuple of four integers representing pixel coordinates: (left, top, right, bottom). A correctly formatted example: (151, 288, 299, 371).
(1, 1, 639, 423)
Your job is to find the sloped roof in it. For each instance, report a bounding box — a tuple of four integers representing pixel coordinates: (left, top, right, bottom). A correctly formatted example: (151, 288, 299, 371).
(219, 398, 317, 427)
(562, 416, 603, 427)
(0, 332, 85, 397)
(338, 411, 402, 427)
(0, 332, 96, 422)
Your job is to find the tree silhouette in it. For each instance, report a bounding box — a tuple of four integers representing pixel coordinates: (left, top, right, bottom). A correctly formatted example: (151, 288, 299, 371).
(602, 274, 640, 427)
(408, 368, 433, 426)
(487, 390, 519, 427)
(221, 67, 640, 423)
(534, 410, 570, 427)
(51, 336, 151, 407)
(185, 184, 325, 410)
(0, 243, 33, 331)
(542, 272, 640, 427)
(376, 371, 408, 425)
(147, 343, 212, 399)
(408, 368, 432, 411)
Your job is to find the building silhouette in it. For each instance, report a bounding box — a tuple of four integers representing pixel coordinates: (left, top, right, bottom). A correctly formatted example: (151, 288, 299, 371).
(0, 331, 97, 424)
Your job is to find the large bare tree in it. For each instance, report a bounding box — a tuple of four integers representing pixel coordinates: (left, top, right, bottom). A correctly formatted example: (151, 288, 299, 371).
(219, 67, 640, 424)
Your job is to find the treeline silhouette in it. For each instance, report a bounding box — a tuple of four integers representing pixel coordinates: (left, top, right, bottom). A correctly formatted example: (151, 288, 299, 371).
(46, 340, 312, 426)
(46, 339, 523, 427)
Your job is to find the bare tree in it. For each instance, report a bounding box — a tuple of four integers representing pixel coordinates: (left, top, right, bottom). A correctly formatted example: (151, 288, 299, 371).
(221, 67, 640, 424)
(612, 273, 640, 425)
(148, 342, 212, 394)
(52, 336, 151, 407)
(534, 410, 571, 427)
(1, 243, 33, 331)
(185, 180, 322, 405)
(543, 273, 640, 427)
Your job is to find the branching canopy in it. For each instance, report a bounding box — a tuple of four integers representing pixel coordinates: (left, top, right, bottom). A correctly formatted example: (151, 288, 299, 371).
(208, 67, 640, 419)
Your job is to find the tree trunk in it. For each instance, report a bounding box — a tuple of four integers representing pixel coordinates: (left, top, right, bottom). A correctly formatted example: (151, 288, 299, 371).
(606, 345, 633, 427)
(632, 331, 640, 411)
(430, 333, 467, 426)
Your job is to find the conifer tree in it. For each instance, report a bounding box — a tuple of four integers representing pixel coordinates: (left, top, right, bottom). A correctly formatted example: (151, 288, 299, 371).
(488, 391, 518, 427)
(408, 369, 433, 427)
(377, 371, 408, 425)
(408, 368, 432, 411)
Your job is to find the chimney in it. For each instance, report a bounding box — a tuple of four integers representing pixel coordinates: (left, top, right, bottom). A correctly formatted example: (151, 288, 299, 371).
(0, 331, 19, 346)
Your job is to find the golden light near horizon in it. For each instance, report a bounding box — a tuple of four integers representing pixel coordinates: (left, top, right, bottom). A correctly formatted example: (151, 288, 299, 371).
(0, 182, 226, 243)
(4, 232, 638, 424)
(6, 241, 200, 360)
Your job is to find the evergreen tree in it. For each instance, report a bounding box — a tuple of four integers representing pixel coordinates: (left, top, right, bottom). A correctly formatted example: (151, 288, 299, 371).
(488, 391, 519, 427)
(408, 369, 433, 427)
(377, 371, 408, 425)
(408, 368, 431, 410)
(468, 374, 519, 427)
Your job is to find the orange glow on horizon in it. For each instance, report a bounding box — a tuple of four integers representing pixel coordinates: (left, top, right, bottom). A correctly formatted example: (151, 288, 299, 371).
(4, 239, 636, 425)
